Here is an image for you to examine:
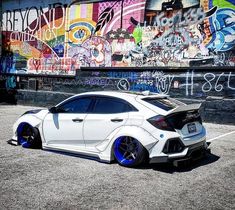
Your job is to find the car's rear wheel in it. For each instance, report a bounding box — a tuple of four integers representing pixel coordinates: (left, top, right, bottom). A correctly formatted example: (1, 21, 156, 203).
(114, 136, 147, 167)
(17, 123, 41, 148)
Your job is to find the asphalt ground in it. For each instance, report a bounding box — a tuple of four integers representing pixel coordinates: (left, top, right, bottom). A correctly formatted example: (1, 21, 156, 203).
(0, 105, 234, 210)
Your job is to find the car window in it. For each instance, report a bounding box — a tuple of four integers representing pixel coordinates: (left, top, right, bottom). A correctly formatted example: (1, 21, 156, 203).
(92, 97, 136, 114)
(142, 97, 177, 111)
(58, 98, 92, 113)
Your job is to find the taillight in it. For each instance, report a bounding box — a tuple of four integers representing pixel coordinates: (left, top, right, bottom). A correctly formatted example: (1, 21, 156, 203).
(147, 115, 174, 131)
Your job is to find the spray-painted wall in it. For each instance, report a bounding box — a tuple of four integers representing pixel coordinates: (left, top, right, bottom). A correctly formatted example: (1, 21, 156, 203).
(1, 0, 234, 74)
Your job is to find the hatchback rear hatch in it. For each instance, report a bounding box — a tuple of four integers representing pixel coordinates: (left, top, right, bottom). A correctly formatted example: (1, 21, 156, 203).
(138, 96, 203, 138)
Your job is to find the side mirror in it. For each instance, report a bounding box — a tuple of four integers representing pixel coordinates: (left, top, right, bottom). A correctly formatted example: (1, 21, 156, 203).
(49, 107, 58, 113)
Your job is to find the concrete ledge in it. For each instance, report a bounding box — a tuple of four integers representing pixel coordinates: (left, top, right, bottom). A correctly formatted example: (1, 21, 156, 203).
(202, 97, 235, 124)
(179, 97, 235, 124)
(16, 89, 75, 107)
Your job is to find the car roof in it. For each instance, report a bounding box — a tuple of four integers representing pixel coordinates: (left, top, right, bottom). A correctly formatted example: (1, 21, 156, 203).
(77, 91, 168, 100)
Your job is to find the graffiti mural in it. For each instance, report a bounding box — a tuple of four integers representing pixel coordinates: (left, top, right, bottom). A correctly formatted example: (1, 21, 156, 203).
(1, 0, 234, 74)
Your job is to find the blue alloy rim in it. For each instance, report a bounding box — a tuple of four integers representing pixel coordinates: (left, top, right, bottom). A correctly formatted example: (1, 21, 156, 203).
(17, 123, 34, 148)
(114, 136, 139, 165)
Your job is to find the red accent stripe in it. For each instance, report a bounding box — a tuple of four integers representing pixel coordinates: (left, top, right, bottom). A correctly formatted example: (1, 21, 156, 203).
(92, 3, 99, 23)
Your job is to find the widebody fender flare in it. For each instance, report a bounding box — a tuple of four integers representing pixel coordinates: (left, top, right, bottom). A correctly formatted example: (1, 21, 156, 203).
(13, 115, 43, 140)
(14, 115, 42, 128)
(97, 126, 159, 162)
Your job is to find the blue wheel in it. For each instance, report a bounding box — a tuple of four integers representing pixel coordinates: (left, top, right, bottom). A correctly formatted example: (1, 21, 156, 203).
(114, 136, 147, 167)
(17, 123, 41, 148)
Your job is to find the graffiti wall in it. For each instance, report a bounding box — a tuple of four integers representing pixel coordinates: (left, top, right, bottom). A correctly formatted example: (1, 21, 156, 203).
(1, 0, 234, 74)
(5, 70, 232, 98)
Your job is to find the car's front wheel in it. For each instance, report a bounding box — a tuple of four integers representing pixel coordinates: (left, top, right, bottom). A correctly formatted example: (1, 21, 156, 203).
(114, 136, 147, 167)
(17, 123, 41, 148)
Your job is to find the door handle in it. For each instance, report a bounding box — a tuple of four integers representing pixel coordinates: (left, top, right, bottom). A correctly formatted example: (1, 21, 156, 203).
(72, 118, 83, 122)
(111, 118, 123, 122)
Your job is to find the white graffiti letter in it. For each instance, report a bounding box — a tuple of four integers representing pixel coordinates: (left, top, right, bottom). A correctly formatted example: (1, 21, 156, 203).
(202, 73, 215, 93)
(228, 72, 235, 90)
(215, 73, 224, 92)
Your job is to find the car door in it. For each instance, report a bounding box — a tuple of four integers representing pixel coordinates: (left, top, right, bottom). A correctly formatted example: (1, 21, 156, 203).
(42, 97, 92, 148)
(83, 96, 134, 151)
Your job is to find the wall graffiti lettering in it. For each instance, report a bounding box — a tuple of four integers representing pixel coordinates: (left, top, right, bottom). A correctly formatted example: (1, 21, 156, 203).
(146, 7, 205, 27)
(27, 57, 80, 73)
(10, 70, 234, 100)
(228, 72, 235, 90)
(182, 71, 194, 96)
(202, 72, 235, 93)
(4, 3, 66, 32)
(117, 78, 130, 91)
(136, 71, 174, 94)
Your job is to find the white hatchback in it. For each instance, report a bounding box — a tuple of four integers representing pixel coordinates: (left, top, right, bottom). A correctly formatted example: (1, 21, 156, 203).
(9, 91, 209, 167)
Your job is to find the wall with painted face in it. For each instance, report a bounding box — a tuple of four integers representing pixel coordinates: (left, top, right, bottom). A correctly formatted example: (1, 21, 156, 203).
(0, 0, 234, 74)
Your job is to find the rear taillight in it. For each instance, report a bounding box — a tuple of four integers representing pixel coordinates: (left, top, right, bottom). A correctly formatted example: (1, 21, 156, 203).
(147, 115, 174, 131)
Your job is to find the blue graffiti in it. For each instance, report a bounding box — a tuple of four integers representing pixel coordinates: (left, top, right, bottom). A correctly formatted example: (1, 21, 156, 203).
(130, 84, 159, 93)
(53, 44, 64, 57)
(1, 55, 13, 73)
(6, 76, 16, 90)
(207, 8, 235, 52)
(0, 52, 19, 73)
(107, 72, 138, 81)
(226, 0, 235, 5)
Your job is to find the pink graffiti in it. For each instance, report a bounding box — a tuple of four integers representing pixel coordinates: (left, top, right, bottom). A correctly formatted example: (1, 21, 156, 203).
(27, 57, 80, 73)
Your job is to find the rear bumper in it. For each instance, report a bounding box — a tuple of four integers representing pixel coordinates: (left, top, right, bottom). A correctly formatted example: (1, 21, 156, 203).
(149, 141, 210, 164)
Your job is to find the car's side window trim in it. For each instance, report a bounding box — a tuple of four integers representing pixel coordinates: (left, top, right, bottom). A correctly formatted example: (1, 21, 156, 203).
(55, 95, 138, 114)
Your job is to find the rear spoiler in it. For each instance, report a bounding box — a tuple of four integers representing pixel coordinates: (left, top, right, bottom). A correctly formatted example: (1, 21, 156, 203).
(168, 103, 201, 115)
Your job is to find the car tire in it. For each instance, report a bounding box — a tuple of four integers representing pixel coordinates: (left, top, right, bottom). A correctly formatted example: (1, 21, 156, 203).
(17, 123, 42, 148)
(114, 136, 147, 167)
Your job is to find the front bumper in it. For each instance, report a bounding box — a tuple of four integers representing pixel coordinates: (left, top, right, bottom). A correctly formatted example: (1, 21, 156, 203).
(149, 141, 210, 164)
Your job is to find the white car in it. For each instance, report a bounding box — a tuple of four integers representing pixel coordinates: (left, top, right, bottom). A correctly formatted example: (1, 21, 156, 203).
(9, 91, 210, 167)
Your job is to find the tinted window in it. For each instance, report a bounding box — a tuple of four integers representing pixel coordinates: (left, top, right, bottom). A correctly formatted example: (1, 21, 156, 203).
(92, 97, 135, 114)
(143, 98, 177, 111)
(58, 98, 92, 113)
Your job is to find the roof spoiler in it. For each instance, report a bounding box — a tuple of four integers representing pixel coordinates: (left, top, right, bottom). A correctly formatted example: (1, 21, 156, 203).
(168, 103, 202, 115)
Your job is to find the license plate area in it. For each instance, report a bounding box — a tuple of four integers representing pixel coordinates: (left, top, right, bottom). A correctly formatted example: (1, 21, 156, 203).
(187, 123, 197, 134)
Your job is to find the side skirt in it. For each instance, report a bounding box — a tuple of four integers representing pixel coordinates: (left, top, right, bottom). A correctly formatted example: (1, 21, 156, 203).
(43, 145, 111, 164)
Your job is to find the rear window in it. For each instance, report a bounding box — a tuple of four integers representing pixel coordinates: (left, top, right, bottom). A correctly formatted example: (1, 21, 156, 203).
(142, 98, 177, 111)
